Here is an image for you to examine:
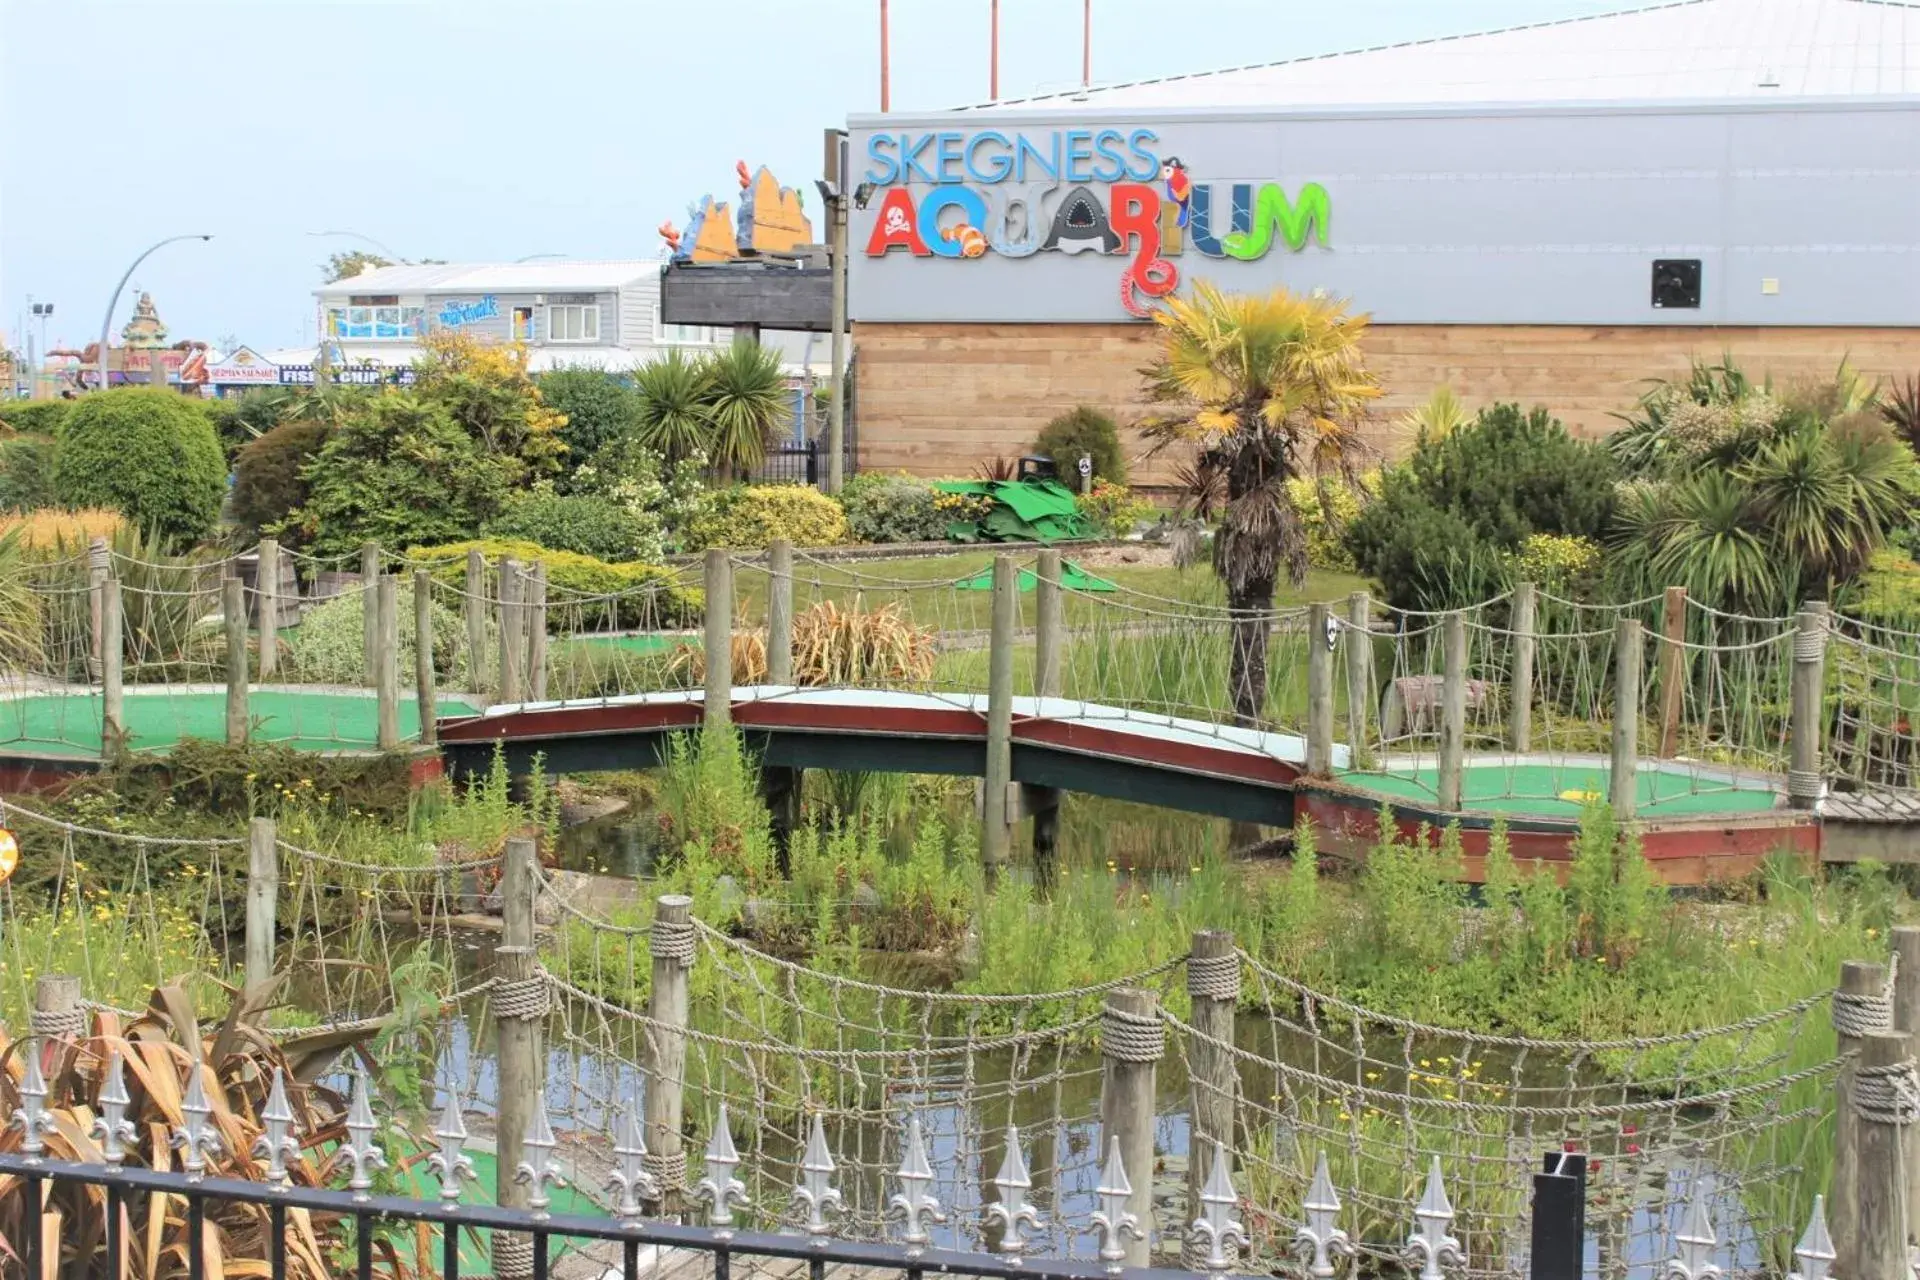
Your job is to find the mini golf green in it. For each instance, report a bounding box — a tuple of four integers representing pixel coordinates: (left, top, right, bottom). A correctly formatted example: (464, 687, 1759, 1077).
(0, 690, 482, 759)
(394, 1147, 606, 1272)
(1335, 761, 1783, 819)
(560, 632, 688, 656)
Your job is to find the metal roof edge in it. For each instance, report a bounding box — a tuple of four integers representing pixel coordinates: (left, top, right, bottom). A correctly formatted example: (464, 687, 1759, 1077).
(845, 92, 1920, 130)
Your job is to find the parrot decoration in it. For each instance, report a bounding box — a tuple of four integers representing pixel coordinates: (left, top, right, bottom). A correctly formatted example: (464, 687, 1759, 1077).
(1161, 157, 1192, 228)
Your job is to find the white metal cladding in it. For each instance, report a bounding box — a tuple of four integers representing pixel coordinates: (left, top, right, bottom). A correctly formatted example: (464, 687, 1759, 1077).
(960, 0, 1920, 112)
(844, 100, 1920, 326)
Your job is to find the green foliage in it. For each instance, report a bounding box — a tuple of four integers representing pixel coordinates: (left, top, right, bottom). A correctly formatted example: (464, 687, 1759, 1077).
(703, 339, 789, 477)
(684, 484, 851, 550)
(536, 367, 641, 470)
(0, 400, 72, 435)
(632, 349, 714, 461)
(1075, 478, 1154, 536)
(838, 474, 947, 544)
(231, 421, 329, 541)
(484, 487, 664, 562)
(0, 434, 61, 512)
(406, 538, 701, 631)
(1346, 404, 1617, 609)
(1283, 472, 1378, 571)
(52, 389, 225, 545)
(1508, 532, 1603, 598)
(571, 439, 715, 553)
(321, 249, 392, 283)
(293, 395, 510, 558)
(410, 330, 569, 484)
(285, 588, 473, 686)
(202, 388, 300, 458)
(1847, 550, 1920, 627)
(1034, 405, 1128, 485)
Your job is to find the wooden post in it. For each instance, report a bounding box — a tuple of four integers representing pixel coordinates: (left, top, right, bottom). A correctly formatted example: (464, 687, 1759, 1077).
(525, 561, 548, 703)
(414, 570, 437, 747)
(1611, 618, 1644, 820)
(1344, 591, 1373, 766)
(464, 548, 489, 697)
(224, 575, 248, 746)
(1510, 582, 1537, 753)
(245, 816, 277, 994)
(1438, 612, 1466, 812)
(1306, 601, 1334, 776)
(498, 559, 524, 706)
(87, 537, 108, 680)
(257, 538, 280, 680)
(31, 974, 82, 1045)
(360, 541, 380, 687)
(493, 836, 542, 1280)
(1183, 932, 1238, 1271)
(702, 549, 733, 732)
(1100, 987, 1160, 1269)
(981, 554, 1016, 876)
(1034, 548, 1064, 700)
(1892, 926, 1920, 1234)
(1031, 549, 1065, 883)
(1655, 586, 1686, 757)
(1790, 603, 1829, 810)
(374, 575, 400, 751)
(1833, 959, 1889, 1274)
(644, 894, 693, 1211)
(1856, 1029, 1913, 1280)
(766, 539, 794, 686)
(101, 574, 123, 760)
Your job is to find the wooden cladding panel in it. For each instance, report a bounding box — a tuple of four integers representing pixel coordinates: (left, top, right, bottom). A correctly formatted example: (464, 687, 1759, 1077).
(853, 322, 1920, 483)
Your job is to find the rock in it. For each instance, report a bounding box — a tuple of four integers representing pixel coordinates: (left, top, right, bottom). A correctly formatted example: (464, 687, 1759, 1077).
(714, 875, 745, 917)
(850, 882, 882, 911)
(954, 917, 983, 976)
(534, 891, 560, 928)
(742, 898, 778, 934)
(559, 795, 630, 827)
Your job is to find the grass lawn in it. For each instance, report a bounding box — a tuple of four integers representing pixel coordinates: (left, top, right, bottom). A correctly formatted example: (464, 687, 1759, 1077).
(726, 548, 1367, 633)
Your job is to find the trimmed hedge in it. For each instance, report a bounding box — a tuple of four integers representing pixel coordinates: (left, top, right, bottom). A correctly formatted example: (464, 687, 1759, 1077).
(405, 538, 701, 632)
(52, 389, 225, 545)
(0, 401, 72, 436)
(232, 421, 329, 541)
(683, 484, 850, 550)
(0, 434, 61, 513)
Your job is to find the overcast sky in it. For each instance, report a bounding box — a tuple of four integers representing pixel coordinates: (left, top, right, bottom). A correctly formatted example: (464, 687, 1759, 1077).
(1, 0, 1625, 354)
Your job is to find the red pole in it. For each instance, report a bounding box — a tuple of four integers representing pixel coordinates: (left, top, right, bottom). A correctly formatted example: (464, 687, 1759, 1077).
(880, 0, 891, 111)
(990, 0, 1000, 99)
(1082, 0, 1091, 87)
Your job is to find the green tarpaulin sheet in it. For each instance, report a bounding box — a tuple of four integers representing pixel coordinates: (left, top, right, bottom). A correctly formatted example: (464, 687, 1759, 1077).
(954, 560, 1117, 592)
(934, 478, 1093, 544)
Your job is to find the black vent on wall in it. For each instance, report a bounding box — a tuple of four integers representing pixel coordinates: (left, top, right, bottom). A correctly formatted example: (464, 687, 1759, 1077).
(1652, 259, 1702, 309)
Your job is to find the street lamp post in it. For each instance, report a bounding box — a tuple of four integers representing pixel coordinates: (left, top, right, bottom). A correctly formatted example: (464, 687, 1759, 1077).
(308, 229, 404, 263)
(97, 235, 212, 393)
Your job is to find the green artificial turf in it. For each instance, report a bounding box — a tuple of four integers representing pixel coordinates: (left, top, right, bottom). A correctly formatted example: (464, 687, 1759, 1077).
(1335, 760, 1782, 819)
(0, 690, 482, 759)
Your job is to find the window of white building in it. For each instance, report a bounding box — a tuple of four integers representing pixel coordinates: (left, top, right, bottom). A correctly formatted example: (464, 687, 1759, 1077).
(655, 320, 733, 345)
(547, 304, 600, 343)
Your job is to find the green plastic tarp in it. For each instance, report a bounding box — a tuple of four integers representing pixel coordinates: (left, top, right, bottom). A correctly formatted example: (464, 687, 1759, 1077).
(933, 478, 1093, 544)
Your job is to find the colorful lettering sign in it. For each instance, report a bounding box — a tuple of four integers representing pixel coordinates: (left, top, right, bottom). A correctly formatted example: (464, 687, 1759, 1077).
(278, 364, 415, 387)
(437, 296, 500, 328)
(861, 129, 1330, 318)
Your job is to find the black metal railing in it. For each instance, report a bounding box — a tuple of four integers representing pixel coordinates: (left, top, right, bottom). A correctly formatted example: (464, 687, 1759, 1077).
(0, 1153, 1206, 1280)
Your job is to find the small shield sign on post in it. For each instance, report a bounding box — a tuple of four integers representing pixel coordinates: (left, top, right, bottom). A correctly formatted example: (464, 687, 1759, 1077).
(0, 828, 17, 885)
(1324, 613, 1340, 653)
(1077, 455, 1092, 478)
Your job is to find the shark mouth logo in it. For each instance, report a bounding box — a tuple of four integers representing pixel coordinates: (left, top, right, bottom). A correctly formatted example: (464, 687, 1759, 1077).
(1042, 185, 1121, 254)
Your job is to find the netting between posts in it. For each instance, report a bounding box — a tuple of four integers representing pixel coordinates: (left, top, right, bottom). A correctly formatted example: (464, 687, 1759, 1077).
(532, 890, 1847, 1277)
(1824, 616, 1920, 811)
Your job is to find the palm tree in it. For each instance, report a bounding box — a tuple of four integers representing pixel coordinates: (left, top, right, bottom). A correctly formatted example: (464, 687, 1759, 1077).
(702, 338, 790, 480)
(632, 348, 713, 462)
(1141, 282, 1381, 726)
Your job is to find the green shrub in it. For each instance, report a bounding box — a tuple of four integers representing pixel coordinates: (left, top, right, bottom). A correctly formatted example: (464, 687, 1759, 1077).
(1034, 406, 1127, 485)
(1508, 533, 1604, 599)
(485, 488, 664, 563)
(536, 368, 641, 470)
(683, 484, 850, 550)
(572, 440, 715, 552)
(1076, 479, 1155, 536)
(286, 588, 474, 685)
(0, 435, 61, 513)
(1839, 550, 1920, 628)
(1284, 472, 1378, 572)
(406, 539, 701, 631)
(838, 474, 946, 543)
(52, 389, 225, 545)
(0, 401, 72, 436)
(231, 421, 329, 541)
(1347, 404, 1616, 609)
(291, 394, 511, 559)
